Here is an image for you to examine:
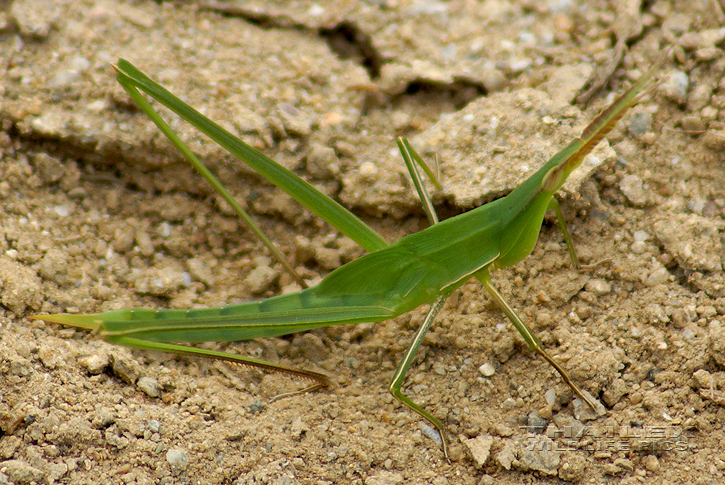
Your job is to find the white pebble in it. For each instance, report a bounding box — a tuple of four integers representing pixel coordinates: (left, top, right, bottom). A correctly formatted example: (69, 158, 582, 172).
(633, 230, 650, 241)
(67, 56, 90, 72)
(645, 267, 669, 286)
(478, 363, 496, 377)
(79, 354, 109, 374)
(53, 205, 69, 217)
(359, 161, 378, 179)
(419, 422, 442, 446)
(307, 4, 325, 16)
(166, 448, 189, 471)
(620, 174, 647, 207)
(137, 376, 160, 398)
(659, 69, 689, 105)
(157, 222, 171, 237)
(585, 279, 611, 296)
(47, 69, 82, 88)
(630, 240, 647, 254)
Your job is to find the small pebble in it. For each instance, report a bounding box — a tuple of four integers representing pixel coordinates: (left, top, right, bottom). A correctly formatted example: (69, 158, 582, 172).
(478, 363, 496, 377)
(166, 448, 190, 472)
(33, 153, 66, 183)
(0, 258, 43, 313)
(602, 378, 629, 406)
(187, 257, 215, 287)
(67, 56, 91, 72)
(630, 240, 647, 254)
(290, 417, 309, 440)
(93, 407, 116, 428)
(53, 205, 70, 217)
(707, 321, 725, 367)
(277, 102, 311, 137)
(157, 222, 171, 238)
(147, 419, 161, 433)
(513, 435, 560, 475)
(552, 415, 585, 438)
(358, 161, 378, 179)
(702, 130, 725, 152)
(79, 354, 109, 374)
(693, 368, 712, 389)
(695, 47, 721, 61)
(113, 226, 136, 253)
(585, 279, 611, 296)
(628, 112, 652, 136)
(658, 69, 689, 105)
(558, 454, 588, 482)
(106, 189, 122, 211)
(137, 376, 160, 398)
(678, 28, 725, 50)
(134, 268, 188, 296)
(109, 352, 140, 384)
(687, 83, 712, 112)
(496, 441, 516, 470)
(646, 303, 669, 325)
(553, 14, 574, 32)
(573, 390, 606, 420)
(697, 305, 717, 318)
(463, 435, 493, 468)
(619, 174, 647, 207)
(681, 115, 704, 132)
(527, 412, 548, 433)
(686, 198, 706, 214)
(538, 404, 553, 420)
(38, 345, 63, 369)
(245, 262, 280, 295)
(306, 142, 338, 179)
(654, 214, 723, 271)
(645, 267, 669, 286)
(643, 454, 660, 472)
(134, 230, 154, 257)
(633, 230, 650, 241)
(614, 458, 634, 472)
(508, 58, 532, 72)
(481, 69, 506, 93)
(68, 187, 88, 199)
(419, 422, 442, 447)
(307, 4, 325, 16)
(291, 333, 329, 362)
(39, 248, 70, 285)
(314, 246, 341, 271)
(47, 69, 82, 88)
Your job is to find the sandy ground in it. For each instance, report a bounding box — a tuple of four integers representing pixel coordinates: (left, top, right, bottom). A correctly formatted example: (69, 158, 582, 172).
(1, 0, 725, 483)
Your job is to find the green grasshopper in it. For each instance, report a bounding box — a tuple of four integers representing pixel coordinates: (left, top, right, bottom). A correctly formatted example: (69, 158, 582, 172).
(32, 59, 657, 458)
